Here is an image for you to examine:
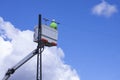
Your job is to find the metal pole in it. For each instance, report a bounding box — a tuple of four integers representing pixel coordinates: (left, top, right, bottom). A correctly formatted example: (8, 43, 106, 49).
(36, 49, 40, 80)
(40, 47, 42, 80)
(39, 14, 42, 80)
(36, 14, 42, 80)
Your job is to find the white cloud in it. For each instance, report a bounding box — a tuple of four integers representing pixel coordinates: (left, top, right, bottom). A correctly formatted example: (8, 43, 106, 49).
(0, 17, 80, 80)
(92, 0, 118, 17)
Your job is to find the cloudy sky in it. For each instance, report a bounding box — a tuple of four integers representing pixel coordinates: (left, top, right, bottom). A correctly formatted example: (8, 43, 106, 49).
(0, 17, 79, 80)
(0, 0, 120, 80)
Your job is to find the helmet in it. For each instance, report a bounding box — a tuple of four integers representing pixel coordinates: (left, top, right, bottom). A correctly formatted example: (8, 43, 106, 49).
(52, 19, 55, 22)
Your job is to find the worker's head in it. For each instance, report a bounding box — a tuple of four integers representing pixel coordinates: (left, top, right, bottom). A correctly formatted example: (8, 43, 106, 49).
(52, 19, 55, 22)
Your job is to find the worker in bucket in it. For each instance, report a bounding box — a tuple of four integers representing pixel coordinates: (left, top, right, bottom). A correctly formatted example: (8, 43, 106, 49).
(50, 19, 57, 29)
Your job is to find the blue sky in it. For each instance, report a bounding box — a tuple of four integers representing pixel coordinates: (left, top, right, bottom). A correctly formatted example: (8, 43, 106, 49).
(0, 0, 120, 80)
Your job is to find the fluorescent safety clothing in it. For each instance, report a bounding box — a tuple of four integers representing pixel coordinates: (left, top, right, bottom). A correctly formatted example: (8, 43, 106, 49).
(50, 22, 57, 29)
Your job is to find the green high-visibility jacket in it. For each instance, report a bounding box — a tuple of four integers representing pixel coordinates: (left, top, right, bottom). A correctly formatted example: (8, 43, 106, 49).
(50, 22, 57, 29)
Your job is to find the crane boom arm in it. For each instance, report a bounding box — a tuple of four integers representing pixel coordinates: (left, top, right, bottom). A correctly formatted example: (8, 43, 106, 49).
(2, 49, 38, 80)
